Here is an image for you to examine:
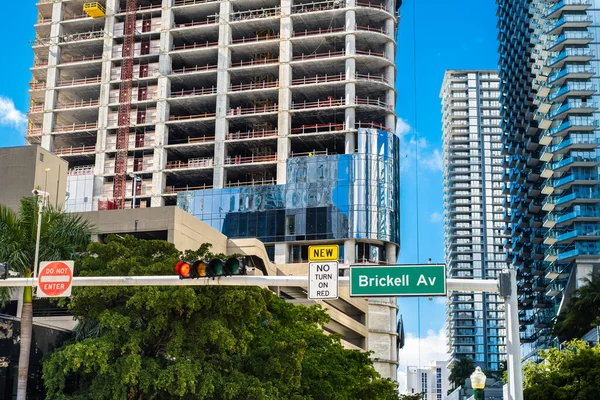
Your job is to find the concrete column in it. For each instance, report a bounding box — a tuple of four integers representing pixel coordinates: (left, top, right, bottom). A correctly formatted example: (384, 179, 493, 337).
(274, 243, 287, 264)
(345, 9, 356, 150)
(343, 239, 356, 277)
(41, 2, 64, 151)
(384, 18, 396, 131)
(277, 0, 293, 184)
(214, 1, 232, 189)
(151, 2, 174, 207)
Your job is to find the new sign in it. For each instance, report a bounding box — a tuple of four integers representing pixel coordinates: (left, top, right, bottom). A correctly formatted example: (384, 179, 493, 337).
(37, 261, 74, 298)
(350, 264, 446, 297)
(308, 245, 339, 262)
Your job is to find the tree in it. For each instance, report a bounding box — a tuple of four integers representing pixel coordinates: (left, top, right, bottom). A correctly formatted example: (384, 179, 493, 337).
(523, 340, 600, 400)
(448, 357, 475, 389)
(0, 197, 92, 400)
(399, 394, 424, 400)
(553, 272, 600, 342)
(42, 235, 399, 399)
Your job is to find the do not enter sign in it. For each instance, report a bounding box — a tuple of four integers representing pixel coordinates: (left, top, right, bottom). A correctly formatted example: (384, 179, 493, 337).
(38, 261, 74, 298)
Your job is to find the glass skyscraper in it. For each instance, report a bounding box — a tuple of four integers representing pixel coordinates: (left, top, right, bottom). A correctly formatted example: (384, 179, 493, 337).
(441, 70, 507, 372)
(498, 0, 600, 359)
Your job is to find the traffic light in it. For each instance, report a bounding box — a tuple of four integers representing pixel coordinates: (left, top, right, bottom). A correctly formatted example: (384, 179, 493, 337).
(175, 257, 246, 279)
(0, 263, 7, 280)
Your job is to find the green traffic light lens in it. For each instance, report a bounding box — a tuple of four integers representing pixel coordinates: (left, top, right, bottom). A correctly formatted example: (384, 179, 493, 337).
(208, 259, 224, 276)
(225, 258, 242, 275)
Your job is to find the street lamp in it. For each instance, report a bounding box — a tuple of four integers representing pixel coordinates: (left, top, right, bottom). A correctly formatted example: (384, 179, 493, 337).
(129, 174, 142, 208)
(31, 189, 50, 280)
(471, 367, 487, 400)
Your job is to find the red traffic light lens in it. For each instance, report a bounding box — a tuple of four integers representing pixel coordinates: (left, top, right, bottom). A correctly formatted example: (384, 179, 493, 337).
(175, 261, 192, 278)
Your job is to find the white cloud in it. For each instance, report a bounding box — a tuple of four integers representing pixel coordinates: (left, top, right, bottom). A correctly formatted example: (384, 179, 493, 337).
(397, 119, 443, 174)
(0, 96, 26, 128)
(398, 328, 449, 393)
(396, 118, 412, 137)
(429, 212, 443, 223)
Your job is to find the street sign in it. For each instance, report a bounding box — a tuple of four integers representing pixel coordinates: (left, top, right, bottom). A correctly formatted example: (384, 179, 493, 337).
(37, 261, 74, 298)
(308, 245, 339, 261)
(350, 264, 446, 297)
(308, 262, 339, 300)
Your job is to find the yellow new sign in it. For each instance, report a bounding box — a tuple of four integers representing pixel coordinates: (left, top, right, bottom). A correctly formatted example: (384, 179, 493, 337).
(308, 245, 339, 261)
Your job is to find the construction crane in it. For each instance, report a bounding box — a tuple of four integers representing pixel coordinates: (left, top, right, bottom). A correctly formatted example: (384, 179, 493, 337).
(113, 0, 137, 209)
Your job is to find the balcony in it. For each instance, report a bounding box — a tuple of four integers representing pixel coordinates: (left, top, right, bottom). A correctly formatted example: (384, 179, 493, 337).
(548, 100, 597, 120)
(546, 117, 599, 137)
(545, 0, 592, 19)
(557, 242, 600, 262)
(546, 31, 594, 52)
(545, 15, 592, 35)
(553, 172, 600, 190)
(546, 48, 594, 68)
(547, 65, 595, 85)
(547, 83, 596, 103)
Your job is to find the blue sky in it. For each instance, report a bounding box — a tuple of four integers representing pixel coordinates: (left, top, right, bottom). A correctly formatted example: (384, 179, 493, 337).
(395, 0, 498, 378)
(0, 0, 499, 384)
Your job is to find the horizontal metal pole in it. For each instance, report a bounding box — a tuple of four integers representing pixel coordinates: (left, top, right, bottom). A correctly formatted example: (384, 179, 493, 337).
(0, 276, 499, 294)
(447, 278, 499, 293)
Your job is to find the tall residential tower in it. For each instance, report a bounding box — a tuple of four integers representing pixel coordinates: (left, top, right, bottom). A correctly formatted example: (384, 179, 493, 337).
(441, 70, 507, 372)
(498, 0, 600, 359)
(28, 0, 402, 378)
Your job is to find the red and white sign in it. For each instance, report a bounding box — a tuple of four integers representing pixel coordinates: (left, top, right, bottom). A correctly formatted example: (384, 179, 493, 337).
(37, 261, 74, 298)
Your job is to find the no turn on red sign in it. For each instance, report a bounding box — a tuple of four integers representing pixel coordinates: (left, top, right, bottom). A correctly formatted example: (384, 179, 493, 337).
(37, 261, 74, 298)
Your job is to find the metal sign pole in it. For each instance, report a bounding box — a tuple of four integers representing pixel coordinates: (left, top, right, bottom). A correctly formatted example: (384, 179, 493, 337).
(0, 273, 523, 399)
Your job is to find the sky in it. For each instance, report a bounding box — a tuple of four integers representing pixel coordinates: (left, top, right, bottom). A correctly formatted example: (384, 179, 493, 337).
(394, 0, 499, 390)
(0, 0, 500, 391)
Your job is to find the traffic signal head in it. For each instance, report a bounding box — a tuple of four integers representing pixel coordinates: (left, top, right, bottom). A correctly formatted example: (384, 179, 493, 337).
(175, 257, 246, 279)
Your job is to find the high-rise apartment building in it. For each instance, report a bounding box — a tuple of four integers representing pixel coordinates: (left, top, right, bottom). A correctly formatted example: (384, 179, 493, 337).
(441, 70, 507, 372)
(28, 0, 402, 378)
(498, 0, 600, 359)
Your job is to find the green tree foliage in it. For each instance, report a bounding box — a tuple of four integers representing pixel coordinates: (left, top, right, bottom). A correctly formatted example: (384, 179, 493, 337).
(553, 272, 600, 342)
(42, 235, 399, 400)
(448, 357, 475, 389)
(399, 394, 424, 400)
(523, 340, 600, 400)
(0, 197, 92, 399)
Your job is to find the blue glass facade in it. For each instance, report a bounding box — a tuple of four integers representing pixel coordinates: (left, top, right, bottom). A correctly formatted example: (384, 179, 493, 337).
(177, 128, 400, 261)
(498, 0, 600, 360)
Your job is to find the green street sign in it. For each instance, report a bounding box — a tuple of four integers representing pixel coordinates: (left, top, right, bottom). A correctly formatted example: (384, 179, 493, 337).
(350, 264, 447, 297)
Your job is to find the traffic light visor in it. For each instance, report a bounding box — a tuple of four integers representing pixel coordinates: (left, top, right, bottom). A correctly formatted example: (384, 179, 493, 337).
(192, 260, 208, 277)
(208, 259, 224, 276)
(225, 257, 244, 275)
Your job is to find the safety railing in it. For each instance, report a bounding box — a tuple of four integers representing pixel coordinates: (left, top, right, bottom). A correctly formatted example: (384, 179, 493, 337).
(55, 99, 100, 109)
(225, 178, 277, 188)
(53, 122, 98, 133)
(229, 80, 279, 92)
(173, 0, 217, 6)
(172, 41, 218, 51)
(230, 7, 280, 21)
(231, 34, 280, 44)
(165, 158, 214, 170)
(290, 123, 346, 135)
(56, 76, 102, 87)
(54, 145, 96, 156)
(170, 86, 217, 98)
(175, 17, 218, 28)
(227, 105, 278, 115)
(293, 27, 344, 37)
(168, 136, 216, 145)
(291, 73, 345, 85)
(61, 55, 103, 64)
(58, 30, 105, 43)
(225, 154, 277, 165)
(292, 50, 345, 61)
(171, 64, 218, 74)
(163, 183, 214, 194)
(226, 130, 278, 140)
(168, 112, 216, 121)
(231, 58, 279, 67)
(291, 98, 344, 109)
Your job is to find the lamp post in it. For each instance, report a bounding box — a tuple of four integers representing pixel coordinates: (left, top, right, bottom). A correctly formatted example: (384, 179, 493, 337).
(129, 174, 141, 208)
(471, 367, 487, 400)
(31, 189, 50, 280)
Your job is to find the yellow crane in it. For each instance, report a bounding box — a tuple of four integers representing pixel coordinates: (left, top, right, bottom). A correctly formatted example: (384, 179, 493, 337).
(83, 2, 106, 18)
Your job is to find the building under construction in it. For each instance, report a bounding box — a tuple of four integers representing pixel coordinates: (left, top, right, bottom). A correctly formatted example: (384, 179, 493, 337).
(29, 0, 402, 379)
